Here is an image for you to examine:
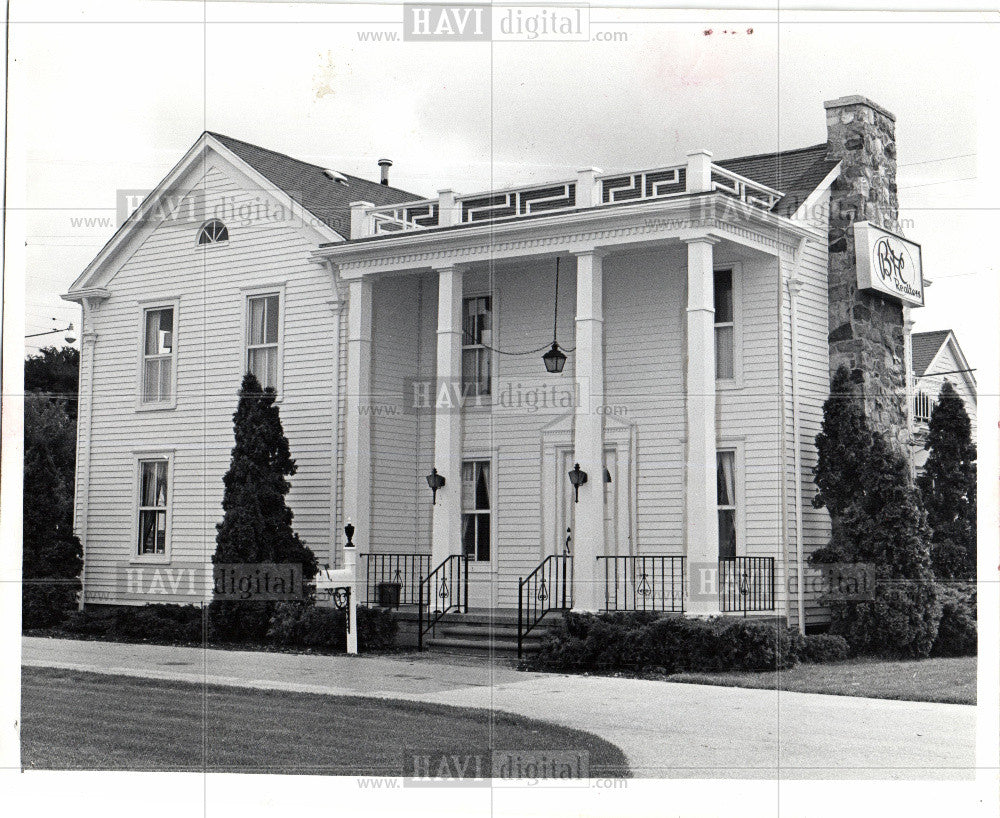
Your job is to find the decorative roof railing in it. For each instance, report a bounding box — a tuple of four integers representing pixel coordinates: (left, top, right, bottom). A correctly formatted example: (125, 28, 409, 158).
(354, 152, 783, 238)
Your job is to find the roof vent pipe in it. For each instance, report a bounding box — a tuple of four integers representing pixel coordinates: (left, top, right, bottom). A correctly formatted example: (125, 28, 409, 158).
(378, 158, 392, 185)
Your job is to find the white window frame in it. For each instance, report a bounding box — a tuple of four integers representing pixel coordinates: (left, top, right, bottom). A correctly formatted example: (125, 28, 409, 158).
(196, 219, 229, 247)
(461, 294, 493, 405)
(241, 284, 286, 398)
(131, 450, 175, 564)
(136, 298, 179, 411)
(714, 263, 742, 388)
(716, 442, 746, 560)
(460, 457, 494, 565)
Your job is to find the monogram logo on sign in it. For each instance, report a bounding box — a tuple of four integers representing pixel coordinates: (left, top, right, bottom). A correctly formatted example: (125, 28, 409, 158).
(873, 236, 921, 299)
(875, 237, 906, 288)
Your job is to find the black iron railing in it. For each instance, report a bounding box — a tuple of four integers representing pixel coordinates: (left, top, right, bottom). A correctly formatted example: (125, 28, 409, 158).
(719, 556, 776, 614)
(417, 554, 468, 650)
(361, 552, 430, 608)
(598, 555, 686, 613)
(517, 555, 573, 660)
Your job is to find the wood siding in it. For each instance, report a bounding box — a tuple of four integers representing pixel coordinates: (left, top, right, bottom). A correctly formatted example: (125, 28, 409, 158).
(77, 154, 339, 604)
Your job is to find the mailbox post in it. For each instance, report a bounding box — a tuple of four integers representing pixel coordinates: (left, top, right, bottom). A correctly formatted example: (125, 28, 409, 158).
(315, 522, 360, 655)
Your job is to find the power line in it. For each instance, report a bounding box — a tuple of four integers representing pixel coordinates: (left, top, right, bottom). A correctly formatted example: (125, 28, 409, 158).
(898, 153, 976, 169)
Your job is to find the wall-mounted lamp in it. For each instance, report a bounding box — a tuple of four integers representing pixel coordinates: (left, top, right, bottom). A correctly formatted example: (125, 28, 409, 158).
(426, 468, 446, 504)
(568, 462, 588, 502)
(344, 520, 355, 548)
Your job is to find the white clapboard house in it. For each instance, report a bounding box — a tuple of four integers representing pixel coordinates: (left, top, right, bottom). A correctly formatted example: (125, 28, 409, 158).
(909, 330, 977, 473)
(64, 95, 930, 646)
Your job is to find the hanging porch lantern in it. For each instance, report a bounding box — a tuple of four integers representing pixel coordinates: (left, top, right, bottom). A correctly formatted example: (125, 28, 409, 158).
(542, 342, 567, 374)
(542, 257, 568, 374)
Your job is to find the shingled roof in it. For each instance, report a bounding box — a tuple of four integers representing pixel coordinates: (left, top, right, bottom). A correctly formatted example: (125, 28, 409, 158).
(716, 143, 840, 217)
(209, 132, 423, 239)
(216, 131, 839, 243)
(911, 330, 952, 377)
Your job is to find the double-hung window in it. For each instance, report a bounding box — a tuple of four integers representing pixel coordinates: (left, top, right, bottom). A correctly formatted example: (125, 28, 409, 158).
(247, 294, 280, 390)
(714, 269, 735, 381)
(462, 296, 492, 398)
(461, 460, 491, 562)
(141, 306, 175, 405)
(717, 450, 738, 559)
(137, 459, 169, 556)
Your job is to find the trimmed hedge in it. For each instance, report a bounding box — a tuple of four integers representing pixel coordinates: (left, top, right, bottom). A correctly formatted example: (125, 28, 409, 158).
(931, 583, 977, 657)
(267, 602, 397, 653)
(51, 601, 397, 654)
(799, 633, 850, 664)
(60, 604, 204, 643)
(527, 612, 806, 674)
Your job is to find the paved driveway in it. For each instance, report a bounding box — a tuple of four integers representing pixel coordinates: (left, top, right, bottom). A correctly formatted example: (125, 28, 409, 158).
(22, 636, 975, 779)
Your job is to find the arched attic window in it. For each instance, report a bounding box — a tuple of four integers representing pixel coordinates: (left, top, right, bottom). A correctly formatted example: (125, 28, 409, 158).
(197, 219, 229, 245)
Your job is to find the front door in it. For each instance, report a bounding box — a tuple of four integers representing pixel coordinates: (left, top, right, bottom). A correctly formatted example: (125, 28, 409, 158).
(558, 446, 622, 560)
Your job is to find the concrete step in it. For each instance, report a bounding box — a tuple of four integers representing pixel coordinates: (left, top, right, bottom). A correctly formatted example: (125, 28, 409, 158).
(432, 622, 543, 639)
(424, 635, 540, 656)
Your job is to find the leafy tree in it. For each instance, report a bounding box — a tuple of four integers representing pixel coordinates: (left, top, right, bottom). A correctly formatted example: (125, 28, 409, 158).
(917, 381, 977, 579)
(209, 373, 317, 641)
(25, 346, 79, 420)
(23, 396, 82, 628)
(811, 367, 939, 657)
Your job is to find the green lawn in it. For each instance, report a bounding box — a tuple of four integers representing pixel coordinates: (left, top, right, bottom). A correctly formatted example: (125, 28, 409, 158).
(21, 667, 629, 777)
(668, 656, 976, 704)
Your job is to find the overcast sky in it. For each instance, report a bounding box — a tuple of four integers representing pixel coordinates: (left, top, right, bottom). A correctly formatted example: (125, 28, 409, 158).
(11, 1, 997, 375)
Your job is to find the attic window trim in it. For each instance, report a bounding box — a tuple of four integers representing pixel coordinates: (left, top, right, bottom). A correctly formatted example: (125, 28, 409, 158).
(197, 219, 230, 247)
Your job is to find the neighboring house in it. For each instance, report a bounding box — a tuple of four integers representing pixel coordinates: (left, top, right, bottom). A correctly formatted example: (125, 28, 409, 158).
(909, 329, 977, 472)
(63, 95, 921, 635)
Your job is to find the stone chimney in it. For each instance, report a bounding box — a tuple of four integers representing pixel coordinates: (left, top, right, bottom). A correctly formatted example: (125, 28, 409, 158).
(824, 95, 907, 450)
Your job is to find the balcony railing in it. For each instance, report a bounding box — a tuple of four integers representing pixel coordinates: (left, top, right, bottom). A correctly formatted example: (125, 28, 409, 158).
(598, 555, 685, 613)
(357, 154, 783, 238)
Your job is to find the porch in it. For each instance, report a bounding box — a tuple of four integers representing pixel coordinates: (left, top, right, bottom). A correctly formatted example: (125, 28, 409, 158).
(359, 552, 777, 656)
(316, 147, 817, 637)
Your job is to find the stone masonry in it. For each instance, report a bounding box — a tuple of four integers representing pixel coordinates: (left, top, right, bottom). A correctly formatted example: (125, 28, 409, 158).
(824, 95, 908, 451)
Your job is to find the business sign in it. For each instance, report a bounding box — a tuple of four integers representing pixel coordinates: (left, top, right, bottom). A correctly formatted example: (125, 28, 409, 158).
(854, 221, 924, 307)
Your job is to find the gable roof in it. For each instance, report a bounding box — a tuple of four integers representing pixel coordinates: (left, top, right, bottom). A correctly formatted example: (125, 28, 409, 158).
(715, 143, 840, 217)
(208, 132, 423, 239)
(911, 330, 952, 377)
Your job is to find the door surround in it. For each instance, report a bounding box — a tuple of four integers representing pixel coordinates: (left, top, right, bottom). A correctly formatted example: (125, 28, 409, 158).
(539, 412, 637, 561)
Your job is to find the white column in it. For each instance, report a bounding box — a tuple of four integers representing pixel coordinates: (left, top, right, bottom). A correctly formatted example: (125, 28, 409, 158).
(684, 236, 721, 615)
(343, 278, 373, 555)
(431, 264, 464, 567)
(903, 311, 916, 476)
(572, 250, 605, 612)
(75, 302, 99, 609)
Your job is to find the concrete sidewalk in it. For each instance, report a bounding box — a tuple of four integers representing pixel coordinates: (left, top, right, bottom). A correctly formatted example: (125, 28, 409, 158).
(22, 636, 976, 780)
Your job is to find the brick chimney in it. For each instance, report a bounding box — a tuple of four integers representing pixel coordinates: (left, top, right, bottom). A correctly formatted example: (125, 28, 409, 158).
(824, 95, 907, 450)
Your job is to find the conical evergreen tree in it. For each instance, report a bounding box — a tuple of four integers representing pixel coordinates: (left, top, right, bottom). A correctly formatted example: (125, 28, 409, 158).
(811, 366, 939, 657)
(209, 373, 317, 641)
(811, 365, 873, 562)
(917, 381, 977, 579)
